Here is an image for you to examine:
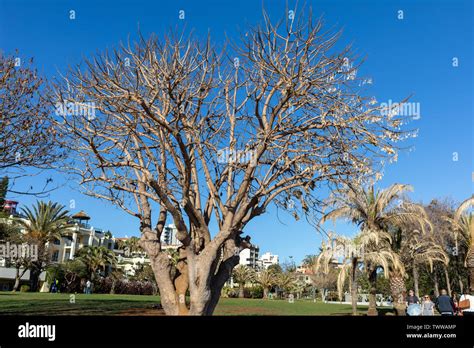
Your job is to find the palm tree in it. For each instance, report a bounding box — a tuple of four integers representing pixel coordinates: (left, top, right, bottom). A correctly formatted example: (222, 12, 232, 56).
(256, 269, 276, 299)
(17, 201, 71, 291)
(290, 279, 306, 299)
(76, 246, 117, 280)
(119, 236, 143, 256)
(232, 265, 255, 298)
(302, 255, 317, 268)
(109, 267, 125, 294)
(275, 272, 296, 299)
(446, 196, 474, 290)
(316, 235, 364, 315)
(321, 183, 427, 315)
(399, 227, 449, 298)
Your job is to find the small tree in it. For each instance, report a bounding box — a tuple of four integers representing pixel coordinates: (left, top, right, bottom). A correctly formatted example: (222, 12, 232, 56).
(315, 235, 361, 315)
(16, 201, 71, 291)
(256, 269, 276, 299)
(75, 246, 117, 280)
(232, 265, 256, 298)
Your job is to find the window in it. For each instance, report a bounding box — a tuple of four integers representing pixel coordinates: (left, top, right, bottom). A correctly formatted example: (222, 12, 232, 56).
(53, 239, 60, 245)
(52, 251, 59, 262)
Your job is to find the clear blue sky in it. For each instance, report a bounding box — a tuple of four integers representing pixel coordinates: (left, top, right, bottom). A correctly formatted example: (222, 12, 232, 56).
(1, 0, 472, 264)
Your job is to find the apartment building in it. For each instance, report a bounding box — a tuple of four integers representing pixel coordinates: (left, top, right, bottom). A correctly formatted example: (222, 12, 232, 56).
(238, 245, 260, 269)
(258, 252, 279, 269)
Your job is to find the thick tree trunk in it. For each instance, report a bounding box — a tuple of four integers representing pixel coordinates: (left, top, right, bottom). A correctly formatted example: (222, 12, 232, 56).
(150, 254, 180, 315)
(29, 267, 42, 292)
(143, 225, 241, 316)
(203, 260, 242, 315)
(444, 267, 451, 296)
(188, 251, 214, 316)
(389, 270, 406, 316)
(413, 264, 419, 298)
(367, 268, 378, 316)
(263, 287, 269, 299)
(174, 250, 190, 315)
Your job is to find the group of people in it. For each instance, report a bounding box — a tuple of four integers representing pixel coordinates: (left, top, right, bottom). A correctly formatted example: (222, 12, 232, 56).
(406, 288, 474, 316)
(49, 279, 92, 294)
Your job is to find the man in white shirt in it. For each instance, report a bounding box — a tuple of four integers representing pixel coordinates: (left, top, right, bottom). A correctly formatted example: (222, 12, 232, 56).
(459, 289, 474, 316)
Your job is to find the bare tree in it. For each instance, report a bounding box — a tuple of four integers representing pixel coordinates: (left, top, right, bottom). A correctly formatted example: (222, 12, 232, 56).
(0, 53, 63, 195)
(53, 10, 412, 315)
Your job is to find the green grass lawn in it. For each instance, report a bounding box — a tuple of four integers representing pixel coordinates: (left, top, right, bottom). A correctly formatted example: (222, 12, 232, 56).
(0, 292, 373, 316)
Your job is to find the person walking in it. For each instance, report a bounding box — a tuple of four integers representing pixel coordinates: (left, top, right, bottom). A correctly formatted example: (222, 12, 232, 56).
(421, 295, 435, 316)
(406, 289, 421, 316)
(436, 289, 455, 316)
(406, 289, 419, 305)
(452, 292, 460, 315)
(459, 289, 474, 316)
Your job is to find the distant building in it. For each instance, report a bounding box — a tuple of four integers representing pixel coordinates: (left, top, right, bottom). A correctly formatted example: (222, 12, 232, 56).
(296, 265, 314, 275)
(2, 200, 18, 216)
(296, 265, 314, 285)
(116, 251, 150, 277)
(49, 210, 115, 263)
(258, 252, 279, 269)
(239, 245, 259, 269)
(0, 207, 116, 290)
(160, 224, 181, 247)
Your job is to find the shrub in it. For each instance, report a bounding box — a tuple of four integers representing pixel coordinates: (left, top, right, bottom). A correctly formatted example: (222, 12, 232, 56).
(247, 285, 264, 299)
(92, 277, 155, 295)
(325, 291, 339, 302)
(20, 285, 30, 292)
(221, 286, 238, 298)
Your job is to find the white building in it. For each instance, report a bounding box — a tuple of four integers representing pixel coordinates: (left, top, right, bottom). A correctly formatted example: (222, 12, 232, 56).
(49, 210, 115, 264)
(238, 245, 259, 269)
(0, 206, 116, 290)
(160, 224, 181, 246)
(258, 252, 279, 269)
(116, 252, 150, 277)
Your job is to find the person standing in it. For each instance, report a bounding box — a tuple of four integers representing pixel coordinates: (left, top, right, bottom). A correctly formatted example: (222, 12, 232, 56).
(436, 289, 455, 316)
(85, 279, 92, 294)
(421, 295, 435, 316)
